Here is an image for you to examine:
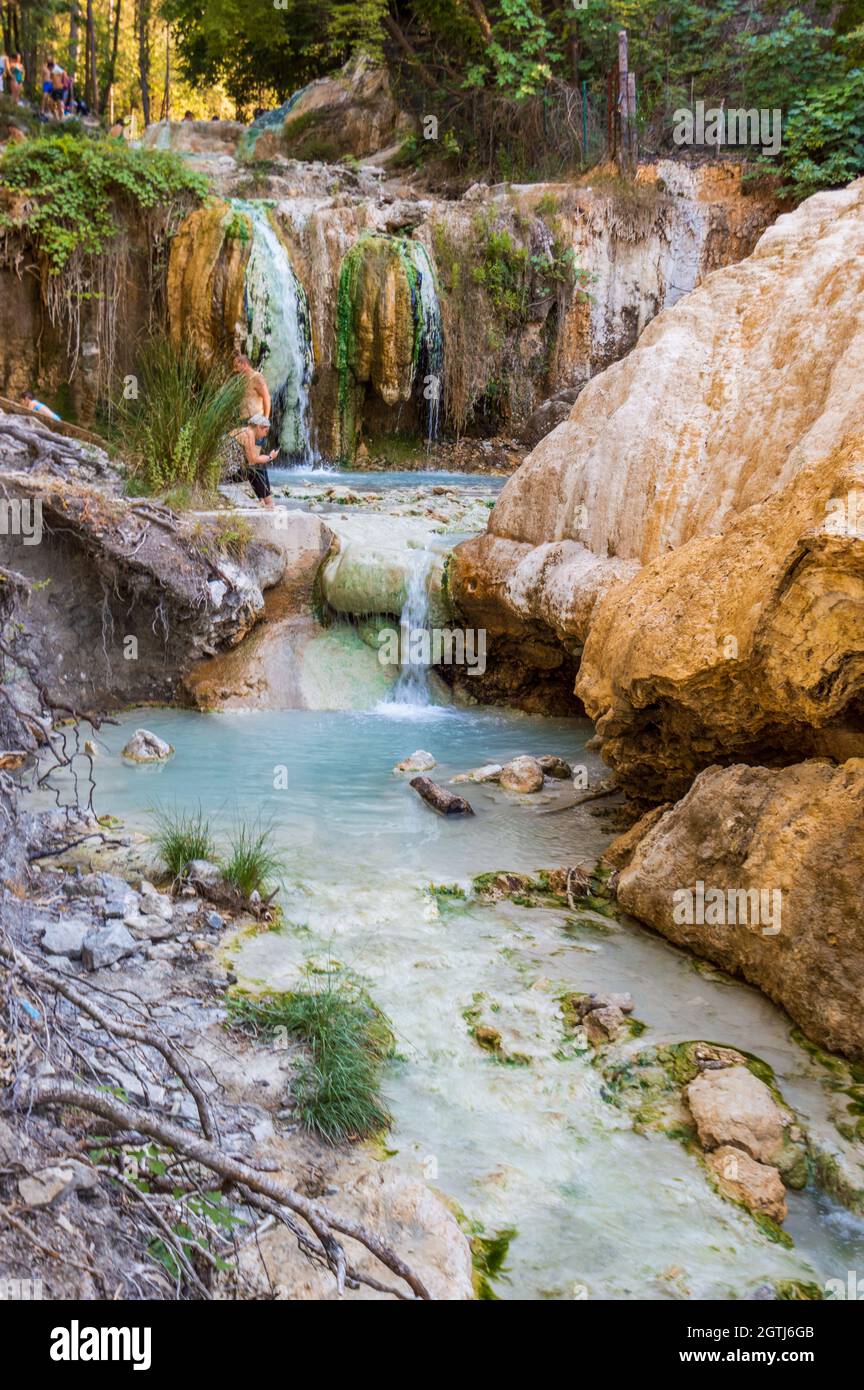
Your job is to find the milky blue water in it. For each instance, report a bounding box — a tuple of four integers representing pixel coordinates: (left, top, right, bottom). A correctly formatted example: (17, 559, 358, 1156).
(270, 467, 509, 494)
(70, 704, 864, 1301)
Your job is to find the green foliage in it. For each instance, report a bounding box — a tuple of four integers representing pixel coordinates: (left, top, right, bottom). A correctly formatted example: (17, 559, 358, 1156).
(774, 66, 864, 197)
(163, 0, 388, 108)
(228, 974, 394, 1143)
(0, 134, 206, 273)
(116, 341, 246, 496)
(149, 804, 217, 879)
(220, 819, 287, 899)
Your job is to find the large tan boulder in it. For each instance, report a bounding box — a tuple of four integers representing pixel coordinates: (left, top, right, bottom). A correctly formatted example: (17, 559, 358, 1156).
(685, 1067, 784, 1165)
(614, 759, 864, 1059)
(452, 181, 864, 699)
(575, 440, 864, 797)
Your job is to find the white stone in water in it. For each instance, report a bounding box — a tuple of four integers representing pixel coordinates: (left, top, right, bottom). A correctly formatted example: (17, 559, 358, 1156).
(121, 728, 174, 763)
(451, 763, 503, 784)
(394, 750, 437, 773)
(499, 756, 545, 793)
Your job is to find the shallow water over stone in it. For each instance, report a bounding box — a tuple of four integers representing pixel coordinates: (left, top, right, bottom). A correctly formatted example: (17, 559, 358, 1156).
(80, 705, 864, 1299)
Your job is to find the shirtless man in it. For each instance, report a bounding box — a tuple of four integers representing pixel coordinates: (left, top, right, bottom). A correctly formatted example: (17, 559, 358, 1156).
(233, 354, 271, 423)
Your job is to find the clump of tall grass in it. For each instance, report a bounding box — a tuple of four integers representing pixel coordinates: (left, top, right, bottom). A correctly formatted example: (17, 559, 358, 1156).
(228, 976, 394, 1143)
(220, 819, 286, 899)
(149, 803, 216, 879)
(117, 341, 246, 497)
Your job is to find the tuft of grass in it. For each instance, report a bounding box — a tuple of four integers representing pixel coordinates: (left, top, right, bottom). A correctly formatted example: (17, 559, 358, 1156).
(220, 819, 286, 899)
(116, 341, 246, 497)
(228, 977, 393, 1143)
(149, 803, 216, 879)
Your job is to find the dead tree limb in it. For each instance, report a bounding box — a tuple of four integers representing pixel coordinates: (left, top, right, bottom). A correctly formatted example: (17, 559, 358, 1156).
(19, 1080, 433, 1300)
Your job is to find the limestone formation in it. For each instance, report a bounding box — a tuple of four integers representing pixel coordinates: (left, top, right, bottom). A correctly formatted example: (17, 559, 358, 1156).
(167, 200, 249, 362)
(686, 1067, 785, 1166)
(706, 1147, 788, 1224)
(121, 730, 174, 763)
(613, 759, 864, 1059)
(499, 756, 545, 793)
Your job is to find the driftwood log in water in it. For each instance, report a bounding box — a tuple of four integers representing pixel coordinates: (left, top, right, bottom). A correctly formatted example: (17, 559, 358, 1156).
(409, 776, 475, 816)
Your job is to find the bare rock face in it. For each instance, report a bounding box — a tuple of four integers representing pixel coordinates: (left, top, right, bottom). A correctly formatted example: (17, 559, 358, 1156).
(452, 180, 864, 760)
(576, 442, 864, 798)
(234, 1163, 474, 1300)
(706, 1147, 788, 1223)
(614, 759, 864, 1059)
(253, 55, 411, 163)
(686, 1067, 784, 1165)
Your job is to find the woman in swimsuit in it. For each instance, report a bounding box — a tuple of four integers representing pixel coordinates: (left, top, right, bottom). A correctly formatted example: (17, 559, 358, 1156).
(10, 55, 24, 104)
(226, 414, 278, 507)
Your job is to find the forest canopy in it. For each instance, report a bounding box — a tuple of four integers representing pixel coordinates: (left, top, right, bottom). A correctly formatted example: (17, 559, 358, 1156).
(8, 2, 864, 193)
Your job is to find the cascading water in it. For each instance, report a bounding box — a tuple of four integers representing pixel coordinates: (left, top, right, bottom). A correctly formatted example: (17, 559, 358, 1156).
(385, 546, 435, 709)
(405, 241, 444, 445)
(234, 200, 316, 463)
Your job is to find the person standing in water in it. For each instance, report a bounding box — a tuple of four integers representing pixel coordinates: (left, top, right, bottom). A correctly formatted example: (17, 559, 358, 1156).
(226, 413, 278, 508)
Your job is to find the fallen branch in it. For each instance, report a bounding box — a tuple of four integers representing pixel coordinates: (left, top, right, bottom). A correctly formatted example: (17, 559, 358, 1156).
(19, 1080, 433, 1301)
(1, 941, 216, 1140)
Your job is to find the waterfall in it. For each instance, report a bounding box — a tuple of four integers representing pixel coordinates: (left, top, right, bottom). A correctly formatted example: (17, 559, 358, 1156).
(405, 241, 444, 444)
(385, 547, 435, 709)
(235, 200, 316, 463)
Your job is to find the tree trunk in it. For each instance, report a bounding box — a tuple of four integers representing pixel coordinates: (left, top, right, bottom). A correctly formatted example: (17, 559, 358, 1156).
(159, 22, 170, 121)
(69, 2, 79, 82)
(100, 0, 123, 113)
(136, 0, 151, 125)
(463, 0, 492, 43)
(85, 0, 98, 113)
(409, 777, 475, 816)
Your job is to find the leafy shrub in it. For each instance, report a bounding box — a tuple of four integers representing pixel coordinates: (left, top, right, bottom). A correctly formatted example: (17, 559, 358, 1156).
(0, 133, 206, 272)
(116, 341, 246, 496)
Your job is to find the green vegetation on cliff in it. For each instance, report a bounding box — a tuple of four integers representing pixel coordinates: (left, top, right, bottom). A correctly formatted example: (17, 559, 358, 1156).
(0, 134, 206, 272)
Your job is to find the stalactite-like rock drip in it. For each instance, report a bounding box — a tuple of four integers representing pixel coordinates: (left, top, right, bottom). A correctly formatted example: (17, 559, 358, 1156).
(337, 236, 419, 459)
(166, 201, 249, 362)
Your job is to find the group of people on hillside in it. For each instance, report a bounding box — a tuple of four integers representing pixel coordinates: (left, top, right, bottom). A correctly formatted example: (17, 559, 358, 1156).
(40, 55, 74, 120)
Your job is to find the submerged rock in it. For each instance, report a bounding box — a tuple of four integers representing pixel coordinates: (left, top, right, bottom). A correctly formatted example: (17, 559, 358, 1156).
(121, 729, 174, 763)
(395, 750, 436, 773)
(499, 756, 544, 793)
(451, 763, 503, 784)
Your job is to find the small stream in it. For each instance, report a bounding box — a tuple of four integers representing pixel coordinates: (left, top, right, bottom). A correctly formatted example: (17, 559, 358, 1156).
(78, 704, 864, 1300)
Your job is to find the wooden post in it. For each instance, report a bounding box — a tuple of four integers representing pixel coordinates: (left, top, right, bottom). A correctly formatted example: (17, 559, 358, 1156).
(617, 29, 629, 175)
(627, 70, 638, 170)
